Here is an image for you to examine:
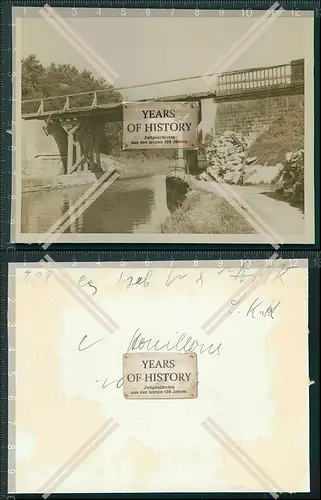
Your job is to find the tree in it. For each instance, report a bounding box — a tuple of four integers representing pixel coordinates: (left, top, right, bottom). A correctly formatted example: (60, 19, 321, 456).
(21, 54, 46, 100)
(21, 54, 122, 153)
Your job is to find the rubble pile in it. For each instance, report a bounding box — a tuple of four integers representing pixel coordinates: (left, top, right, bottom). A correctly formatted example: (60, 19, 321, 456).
(204, 131, 253, 185)
(197, 132, 304, 204)
(273, 149, 304, 204)
(243, 164, 283, 185)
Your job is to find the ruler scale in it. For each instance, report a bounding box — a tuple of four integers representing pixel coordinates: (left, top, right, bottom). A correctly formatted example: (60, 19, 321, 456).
(1, 248, 321, 264)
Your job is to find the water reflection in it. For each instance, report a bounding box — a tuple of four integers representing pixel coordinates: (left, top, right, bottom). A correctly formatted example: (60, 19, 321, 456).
(21, 174, 170, 234)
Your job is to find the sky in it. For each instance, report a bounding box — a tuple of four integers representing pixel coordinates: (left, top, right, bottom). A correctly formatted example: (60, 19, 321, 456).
(16, 7, 314, 101)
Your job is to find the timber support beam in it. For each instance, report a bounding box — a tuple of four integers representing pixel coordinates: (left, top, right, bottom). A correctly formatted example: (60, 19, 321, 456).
(61, 120, 81, 174)
(60, 118, 102, 175)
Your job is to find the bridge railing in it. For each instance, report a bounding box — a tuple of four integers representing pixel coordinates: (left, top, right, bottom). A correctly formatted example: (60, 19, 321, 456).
(21, 75, 213, 116)
(216, 62, 301, 95)
(21, 88, 121, 116)
(21, 60, 304, 116)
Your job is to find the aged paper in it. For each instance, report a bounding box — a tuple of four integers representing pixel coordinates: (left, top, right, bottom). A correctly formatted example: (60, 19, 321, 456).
(11, 8, 315, 244)
(9, 260, 310, 494)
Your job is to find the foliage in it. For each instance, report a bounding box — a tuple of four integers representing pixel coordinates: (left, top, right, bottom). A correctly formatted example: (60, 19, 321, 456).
(248, 106, 304, 165)
(21, 54, 122, 154)
(270, 149, 304, 209)
(248, 104, 304, 209)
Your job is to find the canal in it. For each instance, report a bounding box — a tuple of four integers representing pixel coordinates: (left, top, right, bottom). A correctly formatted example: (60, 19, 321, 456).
(21, 174, 170, 234)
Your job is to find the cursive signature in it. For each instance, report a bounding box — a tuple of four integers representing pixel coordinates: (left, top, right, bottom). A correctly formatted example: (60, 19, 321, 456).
(228, 295, 281, 319)
(246, 297, 281, 319)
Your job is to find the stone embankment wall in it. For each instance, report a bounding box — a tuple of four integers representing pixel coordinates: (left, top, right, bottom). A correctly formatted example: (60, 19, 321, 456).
(214, 59, 304, 139)
(22, 120, 67, 177)
(215, 94, 304, 139)
(21, 120, 96, 192)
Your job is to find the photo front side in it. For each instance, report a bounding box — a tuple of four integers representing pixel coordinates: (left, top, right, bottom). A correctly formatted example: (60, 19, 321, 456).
(10, 6, 315, 244)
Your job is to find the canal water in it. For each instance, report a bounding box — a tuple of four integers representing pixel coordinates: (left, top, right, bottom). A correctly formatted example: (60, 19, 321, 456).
(21, 174, 170, 234)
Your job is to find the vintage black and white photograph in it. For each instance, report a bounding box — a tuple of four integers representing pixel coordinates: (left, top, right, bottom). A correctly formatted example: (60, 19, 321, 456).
(11, 6, 315, 244)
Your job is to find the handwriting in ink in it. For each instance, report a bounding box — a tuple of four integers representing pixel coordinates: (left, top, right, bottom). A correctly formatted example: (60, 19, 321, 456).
(165, 268, 188, 287)
(24, 269, 52, 282)
(78, 275, 98, 295)
(228, 294, 247, 314)
(196, 272, 204, 286)
(246, 297, 281, 319)
(127, 327, 222, 356)
(78, 334, 107, 351)
(220, 265, 275, 285)
(97, 371, 199, 392)
(272, 264, 296, 284)
(221, 265, 256, 283)
(97, 375, 124, 389)
(219, 262, 296, 285)
(119, 270, 152, 289)
(228, 294, 281, 319)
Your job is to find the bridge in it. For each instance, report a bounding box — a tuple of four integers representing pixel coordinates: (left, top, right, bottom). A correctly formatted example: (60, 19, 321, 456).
(21, 59, 304, 178)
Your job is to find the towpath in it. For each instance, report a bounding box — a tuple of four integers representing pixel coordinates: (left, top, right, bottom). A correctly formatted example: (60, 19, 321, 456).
(192, 179, 306, 240)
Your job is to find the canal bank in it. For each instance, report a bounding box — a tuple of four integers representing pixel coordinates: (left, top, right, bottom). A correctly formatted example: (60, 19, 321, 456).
(161, 176, 305, 236)
(22, 172, 98, 193)
(160, 184, 256, 235)
(21, 153, 175, 192)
